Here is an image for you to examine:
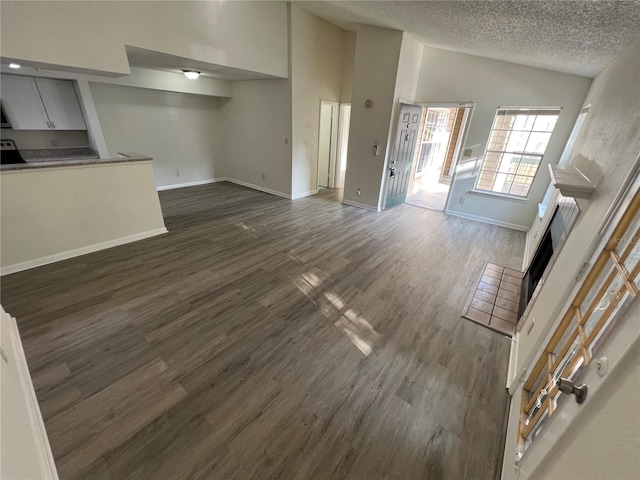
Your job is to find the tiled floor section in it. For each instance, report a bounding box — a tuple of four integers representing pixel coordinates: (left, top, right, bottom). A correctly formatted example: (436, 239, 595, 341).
(463, 262, 523, 336)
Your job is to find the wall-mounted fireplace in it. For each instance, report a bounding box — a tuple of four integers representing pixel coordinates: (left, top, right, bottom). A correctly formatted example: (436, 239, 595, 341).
(518, 196, 580, 320)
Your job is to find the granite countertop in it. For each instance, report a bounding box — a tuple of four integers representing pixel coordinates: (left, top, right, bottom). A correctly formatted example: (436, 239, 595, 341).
(20, 146, 100, 162)
(1, 149, 152, 171)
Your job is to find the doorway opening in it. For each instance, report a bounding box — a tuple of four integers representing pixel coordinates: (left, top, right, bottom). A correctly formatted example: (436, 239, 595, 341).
(406, 105, 471, 211)
(337, 104, 351, 189)
(317, 101, 351, 192)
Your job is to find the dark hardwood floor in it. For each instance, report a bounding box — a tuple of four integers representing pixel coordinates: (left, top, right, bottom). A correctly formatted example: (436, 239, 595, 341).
(1, 182, 524, 479)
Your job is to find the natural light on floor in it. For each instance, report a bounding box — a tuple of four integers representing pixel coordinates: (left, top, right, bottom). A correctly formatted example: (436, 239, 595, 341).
(293, 271, 380, 357)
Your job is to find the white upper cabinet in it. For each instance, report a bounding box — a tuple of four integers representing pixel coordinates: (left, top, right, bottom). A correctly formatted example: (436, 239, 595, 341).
(34, 78, 86, 130)
(1, 74, 86, 130)
(1, 74, 50, 130)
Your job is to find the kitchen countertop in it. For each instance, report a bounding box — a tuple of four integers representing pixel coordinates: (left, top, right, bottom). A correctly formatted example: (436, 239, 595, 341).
(1, 151, 152, 171)
(20, 146, 99, 161)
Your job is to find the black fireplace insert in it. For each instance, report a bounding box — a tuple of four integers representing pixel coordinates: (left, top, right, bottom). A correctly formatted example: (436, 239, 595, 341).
(519, 206, 567, 318)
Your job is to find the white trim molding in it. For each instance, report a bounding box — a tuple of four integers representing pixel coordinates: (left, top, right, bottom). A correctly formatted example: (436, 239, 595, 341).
(342, 199, 381, 212)
(1, 307, 59, 479)
(1, 228, 168, 276)
(157, 177, 293, 200)
(157, 178, 221, 191)
(292, 189, 318, 200)
(444, 209, 529, 232)
(222, 178, 292, 199)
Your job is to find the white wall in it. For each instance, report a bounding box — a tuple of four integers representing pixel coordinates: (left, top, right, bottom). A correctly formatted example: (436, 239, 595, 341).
(340, 32, 357, 104)
(379, 33, 423, 208)
(342, 29, 422, 210)
(415, 46, 592, 230)
(343, 25, 404, 209)
(85, 67, 232, 98)
(0, 306, 58, 480)
(502, 37, 640, 479)
(0, 1, 288, 78)
(290, 4, 346, 198)
(0, 160, 166, 273)
(1, 65, 233, 161)
(90, 83, 224, 188)
(219, 79, 293, 197)
(393, 34, 423, 106)
(0, 66, 234, 99)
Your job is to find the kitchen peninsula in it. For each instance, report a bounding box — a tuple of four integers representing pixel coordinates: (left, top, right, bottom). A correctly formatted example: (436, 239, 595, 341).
(1, 152, 167, 275)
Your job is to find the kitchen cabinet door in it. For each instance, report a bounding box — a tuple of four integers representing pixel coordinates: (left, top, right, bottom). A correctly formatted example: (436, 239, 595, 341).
(1, 74, 50, 130)
(34, 78, 86, 130)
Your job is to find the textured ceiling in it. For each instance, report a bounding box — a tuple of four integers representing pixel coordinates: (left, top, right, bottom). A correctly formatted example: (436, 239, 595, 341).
(297, 1, 640, 77)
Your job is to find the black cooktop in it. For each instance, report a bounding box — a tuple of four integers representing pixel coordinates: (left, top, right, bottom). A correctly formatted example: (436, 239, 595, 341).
(1, 139, 26, 164)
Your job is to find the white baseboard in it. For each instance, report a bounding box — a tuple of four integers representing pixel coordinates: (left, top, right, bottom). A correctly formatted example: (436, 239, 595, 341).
(292, 189, 318, 199)
(156, 177, 292, 200)
(341, 199, 381, 211)
(506, 331, 520, 394)
(156, 178, 221, 191)
(523, 230, 533, 271)
(222, 178, 292, 199)
(1, 227, 168, 276)
(444, 209, 529, 231)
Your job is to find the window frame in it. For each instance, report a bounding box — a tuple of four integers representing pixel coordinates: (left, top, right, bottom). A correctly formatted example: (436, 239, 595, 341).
(474, 107, 562, 199)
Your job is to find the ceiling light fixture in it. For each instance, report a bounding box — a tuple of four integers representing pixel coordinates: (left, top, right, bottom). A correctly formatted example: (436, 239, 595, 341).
(182, 70, 200, 80)
(9, 63, 21, 69)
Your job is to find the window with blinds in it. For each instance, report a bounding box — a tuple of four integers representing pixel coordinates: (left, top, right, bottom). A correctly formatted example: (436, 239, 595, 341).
(517, 186, 640, 461)
(476, 108, 561, 197)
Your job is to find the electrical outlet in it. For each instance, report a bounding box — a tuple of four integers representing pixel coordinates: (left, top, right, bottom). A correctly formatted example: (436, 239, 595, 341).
(459, 196, 465, 204)
(356, 188, 362, 196)
(595, 357, 609, 377)
(262, 173, 266, 180)
(463, 148, 473, 157)
(176, 169, 180, 177)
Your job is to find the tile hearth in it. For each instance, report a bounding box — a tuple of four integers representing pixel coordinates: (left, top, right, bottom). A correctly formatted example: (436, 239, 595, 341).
(463, 262, 523, 336)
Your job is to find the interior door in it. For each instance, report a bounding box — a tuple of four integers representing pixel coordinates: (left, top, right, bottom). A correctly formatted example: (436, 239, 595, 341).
(385, 103, 422, 208)
(317, 101, 338, 189)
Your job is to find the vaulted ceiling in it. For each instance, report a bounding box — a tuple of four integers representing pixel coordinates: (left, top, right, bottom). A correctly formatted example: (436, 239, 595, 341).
(297, 1, 640, 77)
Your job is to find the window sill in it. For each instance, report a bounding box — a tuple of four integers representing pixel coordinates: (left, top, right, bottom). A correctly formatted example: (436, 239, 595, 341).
(469, 190, 530, 203)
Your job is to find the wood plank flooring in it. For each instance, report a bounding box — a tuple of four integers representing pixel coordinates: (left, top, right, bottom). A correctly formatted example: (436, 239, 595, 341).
(1, 182, 525, 479)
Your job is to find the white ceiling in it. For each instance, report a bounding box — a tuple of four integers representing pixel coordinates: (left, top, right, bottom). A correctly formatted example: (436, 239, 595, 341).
(297, 0, 640, 78)
(125, 46, 279, 82)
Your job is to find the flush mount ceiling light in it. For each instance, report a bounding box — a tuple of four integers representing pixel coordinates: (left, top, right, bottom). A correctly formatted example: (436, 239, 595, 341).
(9, 63, 21, 69)
(182, 70, 200, 80)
